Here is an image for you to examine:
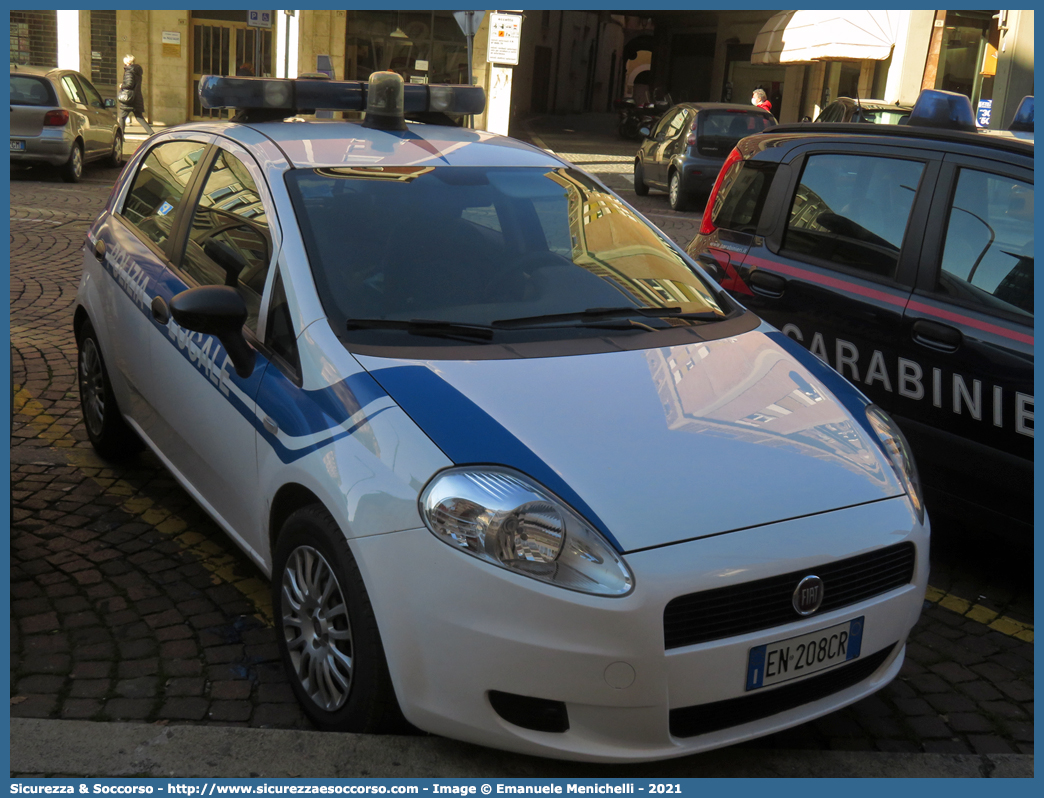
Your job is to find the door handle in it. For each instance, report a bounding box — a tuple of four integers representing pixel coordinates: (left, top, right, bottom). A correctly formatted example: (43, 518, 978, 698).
(263, 416, 279, 435)
(912, 319, 962, 353)
(150, 296, 169, 325)
(749, 270, 786, 298)
(93, 239, 105, 261)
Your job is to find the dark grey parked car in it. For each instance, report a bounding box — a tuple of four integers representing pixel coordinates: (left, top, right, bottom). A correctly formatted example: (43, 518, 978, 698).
(10, 65, 124, 182)
(633, 103, 775, 211)
(815, 98, 913, 125)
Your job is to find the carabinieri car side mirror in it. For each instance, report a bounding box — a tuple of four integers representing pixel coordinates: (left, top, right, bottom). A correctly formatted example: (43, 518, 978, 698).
(169, 285, 256, 378)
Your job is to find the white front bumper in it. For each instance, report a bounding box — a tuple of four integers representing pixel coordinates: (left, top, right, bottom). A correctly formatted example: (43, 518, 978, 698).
(353, 496, 928, 762)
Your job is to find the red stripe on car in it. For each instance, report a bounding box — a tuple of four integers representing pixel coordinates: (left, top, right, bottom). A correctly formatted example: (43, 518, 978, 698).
(744, 255, 1034, 346)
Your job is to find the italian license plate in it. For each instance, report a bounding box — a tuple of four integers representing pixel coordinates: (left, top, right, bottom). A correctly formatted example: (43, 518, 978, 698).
(11, 139, 26, 151)
(746, 617, 864, 691)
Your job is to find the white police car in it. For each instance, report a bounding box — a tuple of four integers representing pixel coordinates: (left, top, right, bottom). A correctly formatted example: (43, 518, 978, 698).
(75, 73, 928, 762)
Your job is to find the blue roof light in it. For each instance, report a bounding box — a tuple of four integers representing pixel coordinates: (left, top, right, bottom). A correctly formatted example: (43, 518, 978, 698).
(907, 89, 977, 133)
(1009, 96, 1033, 132)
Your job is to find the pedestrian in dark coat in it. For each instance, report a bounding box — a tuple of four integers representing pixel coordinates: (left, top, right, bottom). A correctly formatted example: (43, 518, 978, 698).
(118, 54, 155, 135)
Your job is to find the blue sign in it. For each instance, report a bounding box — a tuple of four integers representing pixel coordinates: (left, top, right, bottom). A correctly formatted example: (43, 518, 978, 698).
(977, 99, 993, 127)
(248, 10, 272, 28)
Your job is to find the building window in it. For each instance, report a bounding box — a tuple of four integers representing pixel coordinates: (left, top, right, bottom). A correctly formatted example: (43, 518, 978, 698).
(345, 10, 467, 85)
(10, 10, 58, 68)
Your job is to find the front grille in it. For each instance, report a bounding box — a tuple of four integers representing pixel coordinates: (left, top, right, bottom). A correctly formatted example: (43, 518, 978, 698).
(664, 542, 915, 649)
(669, 643, 896, 738)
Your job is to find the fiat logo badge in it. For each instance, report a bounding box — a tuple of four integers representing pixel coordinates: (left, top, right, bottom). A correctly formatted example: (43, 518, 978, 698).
(793, 575, 824, 616)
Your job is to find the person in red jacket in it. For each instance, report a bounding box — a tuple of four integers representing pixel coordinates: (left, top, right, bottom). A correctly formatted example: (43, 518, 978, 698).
(751, 88, 772, 114)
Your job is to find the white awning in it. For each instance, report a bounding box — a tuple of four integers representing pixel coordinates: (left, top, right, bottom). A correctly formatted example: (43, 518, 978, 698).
(751, 10, 900, 65)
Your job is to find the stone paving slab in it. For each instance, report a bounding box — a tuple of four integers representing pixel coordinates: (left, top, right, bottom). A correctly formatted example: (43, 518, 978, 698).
(9, 152, 1032, 764)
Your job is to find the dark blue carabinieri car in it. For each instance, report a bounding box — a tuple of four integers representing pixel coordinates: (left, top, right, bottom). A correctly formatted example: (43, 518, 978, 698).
(687, 90, 1034, 543)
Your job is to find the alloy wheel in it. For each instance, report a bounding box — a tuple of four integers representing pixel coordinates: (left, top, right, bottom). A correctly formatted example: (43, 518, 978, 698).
(79, 337, 106, 439)
(281, 545, 354, 711)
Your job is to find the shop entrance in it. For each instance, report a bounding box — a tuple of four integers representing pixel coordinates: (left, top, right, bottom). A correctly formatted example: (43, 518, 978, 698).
(190, 12, 273, 119)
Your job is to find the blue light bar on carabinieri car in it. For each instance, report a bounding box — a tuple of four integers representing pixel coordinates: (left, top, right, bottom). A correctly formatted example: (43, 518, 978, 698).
(197, 72, 486, 125)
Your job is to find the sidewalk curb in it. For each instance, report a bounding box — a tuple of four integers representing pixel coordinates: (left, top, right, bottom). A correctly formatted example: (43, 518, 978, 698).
(10, 719, 1034, 778)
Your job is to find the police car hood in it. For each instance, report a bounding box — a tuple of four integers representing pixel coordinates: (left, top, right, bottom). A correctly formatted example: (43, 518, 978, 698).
(358, 329, 906, 552)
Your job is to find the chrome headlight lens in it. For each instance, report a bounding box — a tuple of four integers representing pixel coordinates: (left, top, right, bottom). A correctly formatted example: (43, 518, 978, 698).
(419, 467, 634, 596)
(866, 405, 925, 524)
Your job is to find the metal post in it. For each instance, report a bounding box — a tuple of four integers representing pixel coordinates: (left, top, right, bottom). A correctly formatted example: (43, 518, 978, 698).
(465, 10, 474, 85)
(465, 10, 474, 126)
(284, 10, 293, 79)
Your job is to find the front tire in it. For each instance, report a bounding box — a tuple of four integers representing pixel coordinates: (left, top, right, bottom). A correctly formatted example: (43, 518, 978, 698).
(633, 160, 649, 197)
(77, 320, 142, 459)
(60, 142, 83, 183)
(273, 505, 406, 734)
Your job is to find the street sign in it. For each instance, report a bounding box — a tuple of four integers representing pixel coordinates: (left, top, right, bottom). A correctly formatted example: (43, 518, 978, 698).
(453, 10, 485, 37)
(977, 99, 993, 128)
(487, 12, 522, 66)
(248, 10, 272, 29)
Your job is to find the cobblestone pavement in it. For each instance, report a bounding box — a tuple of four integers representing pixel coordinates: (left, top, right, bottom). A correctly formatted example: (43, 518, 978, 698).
(9, 138, 1032, 761)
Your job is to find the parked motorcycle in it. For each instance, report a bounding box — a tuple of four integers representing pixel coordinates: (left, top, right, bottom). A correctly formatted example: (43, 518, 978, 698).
(615, 94, 673, 140)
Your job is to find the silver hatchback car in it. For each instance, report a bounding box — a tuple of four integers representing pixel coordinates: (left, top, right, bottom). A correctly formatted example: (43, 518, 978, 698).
(10, 65, 124, 182)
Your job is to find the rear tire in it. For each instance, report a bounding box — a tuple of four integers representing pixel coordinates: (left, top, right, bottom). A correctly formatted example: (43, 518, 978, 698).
(77, 319, 142, 460)
(60, 142, 83, 183)
(109, 131, 124, 168)
(273, 505, 407, 734)
(668, 171, 690, 211)
(633, 161, 649, 197)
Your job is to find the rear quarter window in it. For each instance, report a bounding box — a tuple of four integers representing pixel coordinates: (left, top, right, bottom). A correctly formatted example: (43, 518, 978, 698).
(10, 75, 56, 106)
(711, 159, 778, 234)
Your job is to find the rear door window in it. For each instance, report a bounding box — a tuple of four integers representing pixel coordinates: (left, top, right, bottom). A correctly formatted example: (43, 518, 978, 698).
(120, 141, 208, 252)
(783, 153, 926, 279)
(60, 74, 85, 106)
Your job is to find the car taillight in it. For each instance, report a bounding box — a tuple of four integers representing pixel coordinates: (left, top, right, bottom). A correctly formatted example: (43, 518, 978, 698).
(699, 147, 743, 236)
(42, 110, 69, 126)
(686, 122, 697, 147)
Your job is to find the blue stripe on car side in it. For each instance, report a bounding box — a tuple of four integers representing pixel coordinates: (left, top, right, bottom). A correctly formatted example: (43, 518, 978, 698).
(365, 364, 625, 552)
(100, 229, 391, 461)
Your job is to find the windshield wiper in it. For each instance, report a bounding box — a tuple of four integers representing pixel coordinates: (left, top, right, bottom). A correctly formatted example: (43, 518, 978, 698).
(345, 318, 494, 341)
(491, 306, 724, 330)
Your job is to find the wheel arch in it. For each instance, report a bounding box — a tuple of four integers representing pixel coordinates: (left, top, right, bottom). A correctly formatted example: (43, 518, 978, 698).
(73, 305, 90, 340)
(269, 481, 330, 560)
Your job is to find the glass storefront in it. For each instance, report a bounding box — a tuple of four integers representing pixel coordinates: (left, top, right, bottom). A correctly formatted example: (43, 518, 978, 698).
(936, 10, 997, 113)
(345, 10, 468, 85)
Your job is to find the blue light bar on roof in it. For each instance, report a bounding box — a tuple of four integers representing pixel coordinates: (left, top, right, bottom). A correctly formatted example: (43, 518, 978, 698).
(907, 89, 977, 133)
(1009, 95, 1033, 132)
(197, 75, 485, 117)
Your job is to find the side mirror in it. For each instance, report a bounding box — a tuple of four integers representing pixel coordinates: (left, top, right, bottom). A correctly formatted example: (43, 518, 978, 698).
(104, 98, 115, 108)
(169, 285, 256, 378)
(639, 126, 651, 138)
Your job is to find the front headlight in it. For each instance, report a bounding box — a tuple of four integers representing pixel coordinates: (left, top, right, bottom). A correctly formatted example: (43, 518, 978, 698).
(866, 405, 925, 524)
(419, 467, 634, 596)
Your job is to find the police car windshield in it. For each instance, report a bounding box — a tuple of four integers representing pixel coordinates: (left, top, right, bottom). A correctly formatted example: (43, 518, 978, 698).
(285, 166, 726, 346)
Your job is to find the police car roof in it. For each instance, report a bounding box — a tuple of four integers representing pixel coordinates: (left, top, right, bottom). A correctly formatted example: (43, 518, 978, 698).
(190, 118, 564, 170)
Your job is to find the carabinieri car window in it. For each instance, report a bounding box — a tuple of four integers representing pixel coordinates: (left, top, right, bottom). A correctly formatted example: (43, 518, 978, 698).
(286, 165, 741, 353)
